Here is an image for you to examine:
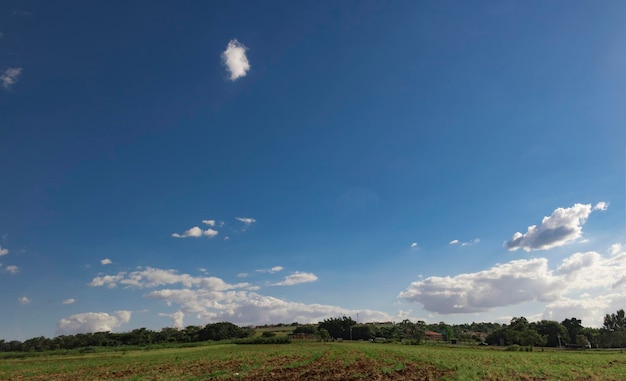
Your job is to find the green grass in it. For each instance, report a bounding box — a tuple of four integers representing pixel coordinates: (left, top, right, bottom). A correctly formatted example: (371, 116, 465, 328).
(2, 342, 626, 380)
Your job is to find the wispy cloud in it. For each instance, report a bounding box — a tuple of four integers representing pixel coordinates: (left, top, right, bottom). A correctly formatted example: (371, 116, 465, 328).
(202, 220, 216, 227)
(62, 298, 76, 305)
(449, 240, 459, 245)
(6, 265, 19, 274)
(221, 39, 250, 81)
(0, 245, 8, 256)
(100, 258, 112, 265)
(256, 266, 283, 274)
(56, 310, 131, 335)
(1, 67, 23, 89)
(461, 238, 480, 247)
(504, 202, 607, 252)
(410, 242, 418, 249)
(18, 296, 31, 304)
(235, 217, 256, 225)
(272, 272, 318, 286)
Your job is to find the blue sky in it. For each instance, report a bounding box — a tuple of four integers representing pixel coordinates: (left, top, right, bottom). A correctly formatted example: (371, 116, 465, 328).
(1, 0, 625, 341)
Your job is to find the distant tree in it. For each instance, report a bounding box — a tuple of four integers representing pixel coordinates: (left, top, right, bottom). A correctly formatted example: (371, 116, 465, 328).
(532, 320, 568, 347)
(318, 328, 330, 343)
(293, 325, 316, 335)
(318, 316, 356, 340)
(561, 317, 583, 344)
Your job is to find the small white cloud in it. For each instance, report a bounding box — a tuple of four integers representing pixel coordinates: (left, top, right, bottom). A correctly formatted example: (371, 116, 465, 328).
(0, 245, 8, 256)
(222, 39, 250, 81)
(0, 32, 4, 38)
(593, 202, 608, 211)
(224, 236, 230, 241)
(273, 272, 318, 286)
(62, 298, 76, 305)
(100, 258, 112, 265)
(461, 238, 480, 247)
(238, 272, 249, 278)
(449, 240, 459, 245)
(172, 226, 203, 238)
(159, 310, 185, 329)
(410, 242, 418, 248)
(504, 203, 605, 252)
(256, 266, 284, 274)
(56, 310, 131, 335)
(203, 228, 219, 238)
(236, 217, 256, 225)
(202, 220, 216, 227)
(6, 265, 19, 274)
(609, 243, 624, 256)
(1, 67, 22, 89)
(18, 296, 31, 304)
(198, 268, 208, 274)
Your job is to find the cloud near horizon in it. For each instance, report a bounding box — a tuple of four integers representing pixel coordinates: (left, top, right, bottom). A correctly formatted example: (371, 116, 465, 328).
(57, 311, 132, 335)
(504, 202, 607, 252)
(400, 244, 626, 326)
(222, 39, 250, 81)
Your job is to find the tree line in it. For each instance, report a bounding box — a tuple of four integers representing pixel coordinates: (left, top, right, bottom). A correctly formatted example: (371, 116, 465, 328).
(2, 309, 626, 352)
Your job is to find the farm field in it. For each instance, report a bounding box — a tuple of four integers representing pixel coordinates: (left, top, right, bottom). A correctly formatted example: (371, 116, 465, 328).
(2, 342, 626, 381)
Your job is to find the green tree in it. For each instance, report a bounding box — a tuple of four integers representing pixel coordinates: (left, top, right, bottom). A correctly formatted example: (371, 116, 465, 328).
(532, 320, 568, 347)
(561, 317, 583, 344)
(318, 316, 356, 340)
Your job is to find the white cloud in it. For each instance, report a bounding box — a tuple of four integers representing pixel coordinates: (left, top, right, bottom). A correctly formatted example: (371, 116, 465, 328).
(401, 245, 626, 321)
(1, 67, 22, 89)
(0, 245, 8, 256)
(256, 266, 284, 274)
(89, 267, 250, 290)
(221, 39, 250, 81)
(410, 242, 418, 248)
(202, 220, 216, 227)
(100, 258, 112, 265)
(504, 202, 606, 252)
(449, 240, 459, 245)
(5, 265, 19, 274)
(159, 310, 185, 329)
(0, 32, 4, 38)
(399, 258, 563, 314)
(593, 201, 608, 211)
(273, 272, 318, 286)
(609, 243, 624, 256)
(172, 226, 203, 238)
(461, 238, 480, 247)
(172, 225, 218, 238)
(56, 311, 131, 335)
(237, 272, 249, 278)
(62, 298, 76, 305)
(203, 228, 219, 238)
(18, 296, 31, 304)
(235, 217, 256, 225)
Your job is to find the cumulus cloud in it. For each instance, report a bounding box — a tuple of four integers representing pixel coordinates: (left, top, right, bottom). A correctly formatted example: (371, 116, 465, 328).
(609, 243, 624, 256)
(401, 244, 626, 320)
(449, 240, 459, 245)
(159, 310, 185, 329)
(256, 266, 283, 274)
(62, 298, 76, 305)
(89, 267, 250, 290)
(1, 67, 22, 89)
(222, 39, 250, 81)
(100, 258, 112, 265)
(56, 310, 132, 335)
(92, 266, 395, 327)
(410, 242, 418, 248)
(202, 220, 216, 227)
(18, 296, 31, 304)
(399, 258, 563, 314)
(172, 226, 218, 238)
(5, 265, 19, 274)
(0, 245, 8, 256)
(237, 272, 249, 278)
(235, 217, 256, 225)
(272, 272, 318, 286)
(504, 202, 606, 252)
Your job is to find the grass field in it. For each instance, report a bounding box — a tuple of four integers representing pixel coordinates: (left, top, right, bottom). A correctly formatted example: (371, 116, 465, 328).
(2, 341, 626, 380)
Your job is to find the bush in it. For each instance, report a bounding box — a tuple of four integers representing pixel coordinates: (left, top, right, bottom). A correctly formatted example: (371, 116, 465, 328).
(234, 336, 291, 345)
(506, 345, 521, 351)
